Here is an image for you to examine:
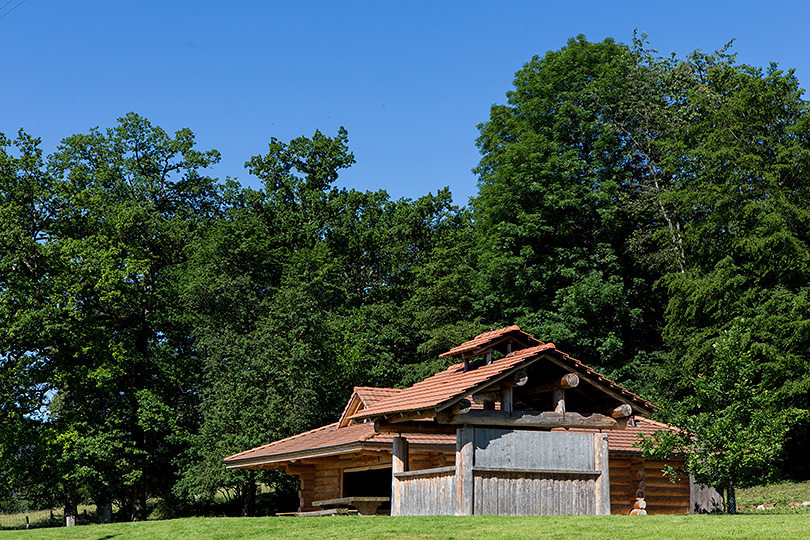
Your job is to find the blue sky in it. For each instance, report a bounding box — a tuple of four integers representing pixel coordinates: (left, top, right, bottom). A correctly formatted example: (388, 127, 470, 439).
(3, 1, 808, 205)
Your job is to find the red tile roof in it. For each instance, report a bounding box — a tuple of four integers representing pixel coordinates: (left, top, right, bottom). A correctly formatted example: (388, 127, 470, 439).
(337, 387, 403, 427)
(351, 343, 653, 422)
(439, 325, 542, 358)
(355, 386, 402, 406)
(225, 386, 444, 467)
(225, 408, 679, 467)
(352, 343, 557, 420)
(601, 417, 682, 454)
(225, 326, 662, 469)
(224, 420, 454, 467)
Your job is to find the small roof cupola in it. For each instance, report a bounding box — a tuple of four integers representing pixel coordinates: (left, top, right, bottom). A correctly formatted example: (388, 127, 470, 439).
(439, 325, 545, 370)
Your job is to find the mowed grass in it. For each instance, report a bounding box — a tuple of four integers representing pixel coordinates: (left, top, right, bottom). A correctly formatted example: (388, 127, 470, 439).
(1, 514, 809, 540)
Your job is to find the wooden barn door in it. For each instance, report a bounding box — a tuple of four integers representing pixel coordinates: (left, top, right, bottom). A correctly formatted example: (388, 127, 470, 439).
(457, 428, 609, 516)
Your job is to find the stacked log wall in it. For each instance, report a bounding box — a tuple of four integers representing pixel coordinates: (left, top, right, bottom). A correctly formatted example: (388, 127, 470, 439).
(291, 449, 453, 511)
(609, 456, 690, 514)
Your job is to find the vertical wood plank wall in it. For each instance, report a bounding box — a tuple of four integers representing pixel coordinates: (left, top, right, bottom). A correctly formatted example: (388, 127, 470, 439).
(471, 429, 604, 516)
(394, 467, 458, 516)
(394, 428, 607, 516)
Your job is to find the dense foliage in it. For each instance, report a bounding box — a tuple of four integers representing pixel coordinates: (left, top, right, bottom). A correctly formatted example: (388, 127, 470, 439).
(1, 34, 809, 520)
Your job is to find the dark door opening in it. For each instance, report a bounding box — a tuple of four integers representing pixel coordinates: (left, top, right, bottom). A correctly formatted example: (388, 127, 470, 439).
(343, 467, 392, 497)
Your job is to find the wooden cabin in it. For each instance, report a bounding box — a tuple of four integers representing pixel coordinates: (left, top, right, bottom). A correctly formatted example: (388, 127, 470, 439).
(225, 326, 721, 516)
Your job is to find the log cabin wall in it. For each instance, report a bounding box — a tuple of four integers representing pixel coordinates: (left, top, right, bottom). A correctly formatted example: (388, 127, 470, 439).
(293, 449, 691, 515)
(290, 449, 455, 512)
(609, 455, 690, 515)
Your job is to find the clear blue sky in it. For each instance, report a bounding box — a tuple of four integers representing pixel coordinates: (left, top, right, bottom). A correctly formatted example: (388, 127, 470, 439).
(3, 1, 808, 205)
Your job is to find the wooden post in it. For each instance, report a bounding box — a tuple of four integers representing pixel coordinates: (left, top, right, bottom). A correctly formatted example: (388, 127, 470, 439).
(456, 427, 474, 515)
(392, 436, 409, 516)
(552, 387, 565, 414)
(502, 386, 513, 414)
(594, 433, 610, 515)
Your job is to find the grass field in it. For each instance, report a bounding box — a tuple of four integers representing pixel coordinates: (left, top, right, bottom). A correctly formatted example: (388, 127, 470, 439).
(1, 514, 810, 540)
(3, 481, 810, 539)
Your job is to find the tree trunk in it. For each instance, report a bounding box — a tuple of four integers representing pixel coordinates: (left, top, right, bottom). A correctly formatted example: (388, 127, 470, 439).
(64, 492, 77, 527)
(131, 478, 147, 521)
(727, 485, 737, 515)
(240, 480, 257, 517)
(96, 491, 113, 524)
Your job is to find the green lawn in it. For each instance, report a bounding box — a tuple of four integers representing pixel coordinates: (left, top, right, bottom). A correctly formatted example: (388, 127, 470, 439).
(1, 514, 810, 540)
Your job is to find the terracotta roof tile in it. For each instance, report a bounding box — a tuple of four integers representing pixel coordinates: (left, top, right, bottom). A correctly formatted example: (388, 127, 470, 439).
(355, 386, 402, 406)
(351, 343, 653, 421)
(561, 417, 681, 454)
(225, 412, 681, 467)
(224, 420, 455, 466)
(352, 344, 555, 420)
(337, 387, 403, 427)
(439, 325, 542, 358)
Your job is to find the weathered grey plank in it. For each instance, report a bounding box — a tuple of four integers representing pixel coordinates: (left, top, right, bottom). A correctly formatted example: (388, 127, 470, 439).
(456, 426, 474, 515)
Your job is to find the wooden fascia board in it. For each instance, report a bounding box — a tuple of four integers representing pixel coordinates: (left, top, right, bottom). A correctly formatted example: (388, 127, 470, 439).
(337, 395, 363, 428)
(433, 355, 542, 413)
(542, 353, 654, 416)
(374, 419, 458, 435)
(379, 409, 434, 424)
(224, 439, 456, 470)
(224, 442, 368, 469)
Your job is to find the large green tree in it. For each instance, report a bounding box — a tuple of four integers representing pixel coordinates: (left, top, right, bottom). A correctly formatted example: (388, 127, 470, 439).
(472, 35, 664, 374)
(473, 34, 810, 493)
(179, 129, 479, 513)
(0, 114, 222, 522)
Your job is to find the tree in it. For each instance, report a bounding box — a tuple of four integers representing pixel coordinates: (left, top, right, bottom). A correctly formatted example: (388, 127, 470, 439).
(643, 321, 806, 514)
(472, 35, 663, 373)
(0, 114, 222, 521)
(180, 128, 482, 512)
(472, 34, 810, 489)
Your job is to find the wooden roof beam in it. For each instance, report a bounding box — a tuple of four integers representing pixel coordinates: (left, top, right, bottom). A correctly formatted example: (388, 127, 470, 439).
(542, 354, 653, 416)
(435, 409, 621, 430)
(374, 420, 457, 435)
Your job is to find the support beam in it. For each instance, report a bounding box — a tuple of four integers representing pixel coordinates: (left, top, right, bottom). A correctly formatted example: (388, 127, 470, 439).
(471, 390, 500, 404)
(381, 410, 434, 424)
(502, 385, 513, 414)
(526, 373, 580, 395)
(552, 387, 565, 414)
(436, 409, 621, 430)
(391, 436, 409, 516)
(594, 433, 611, 515)
(375, 420, 457, 435)
(456, 427, 474, 515)
(608, 404, 633, 418)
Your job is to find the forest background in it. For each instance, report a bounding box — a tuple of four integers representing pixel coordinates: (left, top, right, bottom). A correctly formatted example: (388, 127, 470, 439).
(2, 34, 810, 521)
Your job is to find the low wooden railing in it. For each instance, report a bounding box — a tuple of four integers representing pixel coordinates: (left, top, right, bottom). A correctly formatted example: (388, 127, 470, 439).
(393, 466, 457, 516)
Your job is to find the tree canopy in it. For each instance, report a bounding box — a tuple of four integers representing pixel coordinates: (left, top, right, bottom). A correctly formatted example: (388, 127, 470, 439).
(2, 33, 810, 520)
